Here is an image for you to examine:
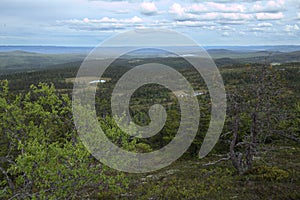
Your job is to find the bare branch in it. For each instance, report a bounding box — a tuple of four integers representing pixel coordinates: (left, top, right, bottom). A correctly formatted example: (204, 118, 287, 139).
(273, 130, 300, 143)
(203, 155, 230, 166)
(0, 166, 14, 192)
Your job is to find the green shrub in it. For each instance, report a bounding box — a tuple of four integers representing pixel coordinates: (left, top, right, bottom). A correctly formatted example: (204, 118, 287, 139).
(245, 165, 289, 181)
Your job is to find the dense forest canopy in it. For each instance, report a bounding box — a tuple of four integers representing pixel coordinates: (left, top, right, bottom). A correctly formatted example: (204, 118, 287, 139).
(0, 55, 299, 199)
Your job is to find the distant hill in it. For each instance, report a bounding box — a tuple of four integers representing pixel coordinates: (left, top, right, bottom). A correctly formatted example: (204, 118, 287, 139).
(204, 45, 300, 52)
(234, 50, 300, 65)
(0, 51, 85, 75)
(1, 47, 300, 74)
(0, 46, 93, 54)
(1, 45, 300, 54)
(206, 49, 283, 59)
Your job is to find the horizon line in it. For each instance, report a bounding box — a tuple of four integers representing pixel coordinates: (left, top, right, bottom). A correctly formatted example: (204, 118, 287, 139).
(1, 44, 300, 48)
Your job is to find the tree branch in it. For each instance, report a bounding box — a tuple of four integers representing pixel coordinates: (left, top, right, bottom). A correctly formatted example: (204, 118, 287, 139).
(0, 166, 14, 192)
(202, 155, 230, 166)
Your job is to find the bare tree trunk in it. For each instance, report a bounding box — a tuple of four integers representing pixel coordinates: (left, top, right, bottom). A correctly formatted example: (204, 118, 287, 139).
(246, 112, 258, 171)
(229, 102, 248, 174)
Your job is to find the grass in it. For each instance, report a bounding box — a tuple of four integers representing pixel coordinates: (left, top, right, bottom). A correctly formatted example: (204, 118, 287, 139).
(104, 143, 300, 199)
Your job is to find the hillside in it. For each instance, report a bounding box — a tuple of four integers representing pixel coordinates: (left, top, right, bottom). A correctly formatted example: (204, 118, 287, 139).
(0, 51, 85, 74)
(1, 48, 300, 75)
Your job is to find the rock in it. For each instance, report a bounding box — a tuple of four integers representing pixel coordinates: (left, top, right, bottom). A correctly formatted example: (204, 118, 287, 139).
(166, 169, 179, 175)
(141, 177, 146, 181)
(146, 175, 153, 179)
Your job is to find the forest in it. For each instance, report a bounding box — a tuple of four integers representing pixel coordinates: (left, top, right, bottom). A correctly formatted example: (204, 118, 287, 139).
(0, 54, 299, 199)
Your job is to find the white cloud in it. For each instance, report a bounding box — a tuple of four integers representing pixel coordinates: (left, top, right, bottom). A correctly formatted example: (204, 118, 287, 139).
(2, 0, 300, 46)
(169, 3, 186, 16)
(188, 2, 245, 13)
(83, 18, 90, 23)
(89, 17, 118, 23)
(252, 0, 285, 12)
(220, 25, 234, 30)
(189, 4, 208, 13)
(56, 16, 143, 31)
(205, 2, 245, 13)
(255, 12, 284, 20)
(169, 2, 252, 23)
(169, 3, 199, 21)
(257, 22, 273, 27)
(222, 31, 230, 37)
(218, 20, 247, 25)
(175, 20, 215, 27)
(221, 13, 252, 20)
(140, 2, 158, 16)
(125, 16, 143, 23)
(190, 12, 253, 21)
(114, 9, 130, 14)
(284, 24, 300, 32)
(199, 12, 220, 20)
(250, 27, 272, 32)
(91, 16, 143, 23)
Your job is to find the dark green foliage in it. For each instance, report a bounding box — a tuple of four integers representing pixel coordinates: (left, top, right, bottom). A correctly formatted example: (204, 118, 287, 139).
(0, 55, 299, 199)
(244, 165, 289, 181)
(0, 81, 127, 199)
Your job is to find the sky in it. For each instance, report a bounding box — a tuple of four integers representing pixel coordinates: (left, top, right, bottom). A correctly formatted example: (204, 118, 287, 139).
(0, 0, 300, 46)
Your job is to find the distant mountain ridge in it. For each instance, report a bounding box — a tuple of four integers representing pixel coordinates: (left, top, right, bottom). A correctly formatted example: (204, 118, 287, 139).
(1, 45, 300, 54)
(0, 46, 93, 54)
(1, 46, 300, 74)
(0, 50, 85, 75)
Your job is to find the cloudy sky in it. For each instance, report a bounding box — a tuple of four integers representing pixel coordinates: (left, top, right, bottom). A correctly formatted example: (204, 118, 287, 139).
(1, 0, 300, 46)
